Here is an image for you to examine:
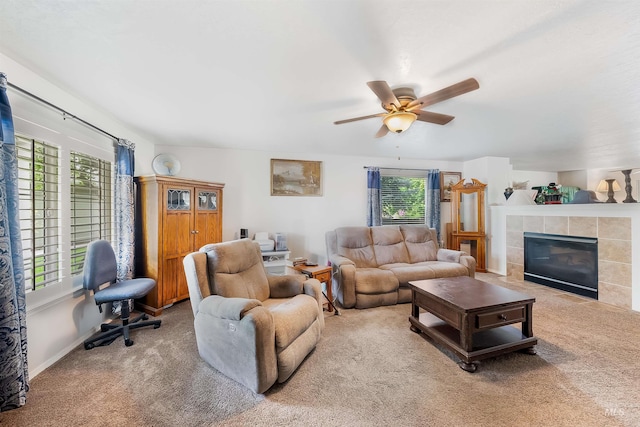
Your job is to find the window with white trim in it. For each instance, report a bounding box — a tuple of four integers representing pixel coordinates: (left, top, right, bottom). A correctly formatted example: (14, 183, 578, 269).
(16, 132, 114, 293)
(70, 151, 113, 275)
(17, 135, 61, 292)
(380, 170, 426, 225)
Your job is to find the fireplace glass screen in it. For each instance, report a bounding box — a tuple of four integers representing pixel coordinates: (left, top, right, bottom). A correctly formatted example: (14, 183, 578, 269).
(524, 232, 598, 299)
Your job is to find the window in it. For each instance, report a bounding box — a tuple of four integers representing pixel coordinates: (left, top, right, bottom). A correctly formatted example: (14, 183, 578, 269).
(381, 172, 426, 225)
(17, 137, 114, 291)
(70, 151, 113, 275)
(17, 135, 61, 292)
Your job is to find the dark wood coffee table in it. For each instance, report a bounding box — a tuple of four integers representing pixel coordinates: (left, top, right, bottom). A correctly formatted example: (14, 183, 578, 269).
(409, 276, 537, 372)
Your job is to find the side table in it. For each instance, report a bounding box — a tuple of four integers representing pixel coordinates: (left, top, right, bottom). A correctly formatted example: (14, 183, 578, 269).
(292, 264, 338, 314)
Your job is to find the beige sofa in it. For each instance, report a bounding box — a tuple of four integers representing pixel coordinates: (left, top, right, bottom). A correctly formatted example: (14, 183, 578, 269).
(325, 225, 476, 309)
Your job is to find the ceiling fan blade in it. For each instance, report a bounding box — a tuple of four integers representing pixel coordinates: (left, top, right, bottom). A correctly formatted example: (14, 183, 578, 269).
(334, 113, 385, 125)
(407, 78, 479, 110)
(375, 124, 389, 138)
(367, 81, 401, 110)
(415, 110, 455, 125)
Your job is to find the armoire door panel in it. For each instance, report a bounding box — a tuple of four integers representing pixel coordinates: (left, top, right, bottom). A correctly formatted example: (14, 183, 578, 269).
(194, 212, 220, 249)
(163, 212, 193, 256)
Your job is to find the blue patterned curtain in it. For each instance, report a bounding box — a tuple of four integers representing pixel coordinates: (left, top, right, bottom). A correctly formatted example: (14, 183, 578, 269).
(115, 139, 135, 281)
(366, 167, 381, 226)
(426, 169, 441, 244)
(0, 72, 29, 411)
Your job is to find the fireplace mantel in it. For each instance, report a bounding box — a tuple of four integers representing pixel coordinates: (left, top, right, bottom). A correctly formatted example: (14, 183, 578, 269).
(490, 204, 640, 311)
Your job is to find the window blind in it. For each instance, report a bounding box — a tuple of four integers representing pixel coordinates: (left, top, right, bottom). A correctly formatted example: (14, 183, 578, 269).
(17, 135, 61, 292)
(70, 151, 113, 275)
(380, 174, 427, 225)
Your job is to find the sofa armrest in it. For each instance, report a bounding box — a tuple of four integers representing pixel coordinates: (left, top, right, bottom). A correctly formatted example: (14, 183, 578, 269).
(437, 249, 476, 278)
(198, 295, 263, 320)
(183, 251, 211, 317)
(267, 274, 305, 298)
(329, 254, 355, 267)
(459, 255, 476, 278)
(302, 278, 323, 302)
(329, 255, 357, 308)
(437, 248, 463, 263)
(194, 295, 277, 393)
(303, 278, 325, 329)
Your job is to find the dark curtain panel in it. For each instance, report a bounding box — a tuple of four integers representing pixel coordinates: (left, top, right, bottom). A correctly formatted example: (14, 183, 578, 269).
(366, 167, 381, 226)
(0, 71, 29, 411)
(426, 169, 441, 244)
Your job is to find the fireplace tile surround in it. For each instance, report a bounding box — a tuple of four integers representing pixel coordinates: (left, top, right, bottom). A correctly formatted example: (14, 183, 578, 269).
(505, 215, 631, 309)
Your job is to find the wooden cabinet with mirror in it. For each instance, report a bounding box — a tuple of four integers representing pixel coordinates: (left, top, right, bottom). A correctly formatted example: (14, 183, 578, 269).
(449, 178, 487, 272)
(135, 175, 224, 315)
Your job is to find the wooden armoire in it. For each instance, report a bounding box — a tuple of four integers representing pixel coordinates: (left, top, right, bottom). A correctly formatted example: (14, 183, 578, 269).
(135, 175, 224, 315)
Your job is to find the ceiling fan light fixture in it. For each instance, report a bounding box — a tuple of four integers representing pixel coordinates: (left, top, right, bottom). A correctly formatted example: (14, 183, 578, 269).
(383, 111, 417, 133)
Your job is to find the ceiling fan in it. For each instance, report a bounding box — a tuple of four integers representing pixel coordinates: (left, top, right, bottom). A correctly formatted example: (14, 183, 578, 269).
(334, 78, 479, 137)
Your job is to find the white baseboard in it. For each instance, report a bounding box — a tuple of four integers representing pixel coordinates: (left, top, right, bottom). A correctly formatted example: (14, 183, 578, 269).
(29, 326, 100, 379)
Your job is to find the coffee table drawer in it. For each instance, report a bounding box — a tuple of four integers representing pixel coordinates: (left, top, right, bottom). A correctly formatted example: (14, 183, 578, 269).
(476, 306, 525, 329)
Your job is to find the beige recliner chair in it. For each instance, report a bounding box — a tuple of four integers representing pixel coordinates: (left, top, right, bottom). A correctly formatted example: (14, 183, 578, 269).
(183, 239, 324, 393)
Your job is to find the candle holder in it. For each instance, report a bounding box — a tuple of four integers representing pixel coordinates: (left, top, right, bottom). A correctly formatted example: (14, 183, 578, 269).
(621, 170, 637, 203)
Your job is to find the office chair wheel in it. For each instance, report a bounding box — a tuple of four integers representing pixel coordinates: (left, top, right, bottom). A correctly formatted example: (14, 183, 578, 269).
(100, 324, 110, 332)
(154, 323, 161, 329)
(84, 343, 95, 350)
(125, 339, 134, 347)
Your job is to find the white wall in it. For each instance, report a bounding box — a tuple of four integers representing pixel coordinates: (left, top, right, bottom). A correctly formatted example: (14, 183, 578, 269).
(558, 170, 588, 189)
(464, 156, 511, 206)
(1, 53, 156, 377)
(155, 145, 463, 264)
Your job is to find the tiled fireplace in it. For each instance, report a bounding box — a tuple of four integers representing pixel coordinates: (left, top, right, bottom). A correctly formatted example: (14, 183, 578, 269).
(505, 215, 632, 309)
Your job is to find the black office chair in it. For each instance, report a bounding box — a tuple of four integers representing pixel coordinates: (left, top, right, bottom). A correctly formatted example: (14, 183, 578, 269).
(83, 240, 161, 349)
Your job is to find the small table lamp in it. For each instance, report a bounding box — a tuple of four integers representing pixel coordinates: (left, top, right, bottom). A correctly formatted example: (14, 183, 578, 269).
(596, 179, 621, 203)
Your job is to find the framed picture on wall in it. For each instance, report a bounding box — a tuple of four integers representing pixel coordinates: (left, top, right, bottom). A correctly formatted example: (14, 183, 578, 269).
(440, 171, 462, 202)
(270, 159, 323, 196)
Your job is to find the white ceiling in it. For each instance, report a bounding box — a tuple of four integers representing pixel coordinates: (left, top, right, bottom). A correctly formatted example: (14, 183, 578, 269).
(1, 0, 640, 172)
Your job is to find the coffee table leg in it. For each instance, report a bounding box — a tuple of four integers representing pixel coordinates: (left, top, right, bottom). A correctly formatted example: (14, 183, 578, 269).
(522, 302, 534, 337)
(458, 361, 477, 372)
(410, 300, 421, 333)
(521, 303, 536, 355)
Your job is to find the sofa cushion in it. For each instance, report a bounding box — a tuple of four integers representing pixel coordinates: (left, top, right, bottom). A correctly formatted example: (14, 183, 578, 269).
(382, 261, 469, 286)
(381, 264, 436, 285)
(378, 262, 411, 270)
(354, 268, 398, 294)
(400, 225, 438, 263)
(335, 226, 377, 268)
(420, 261, 470, 278)
(371, 226, 410, 265)
(437, 248, 462, 263)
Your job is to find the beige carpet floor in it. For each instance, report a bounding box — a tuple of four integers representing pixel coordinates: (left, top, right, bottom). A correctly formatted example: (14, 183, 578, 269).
(1, 273, 639, 426)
